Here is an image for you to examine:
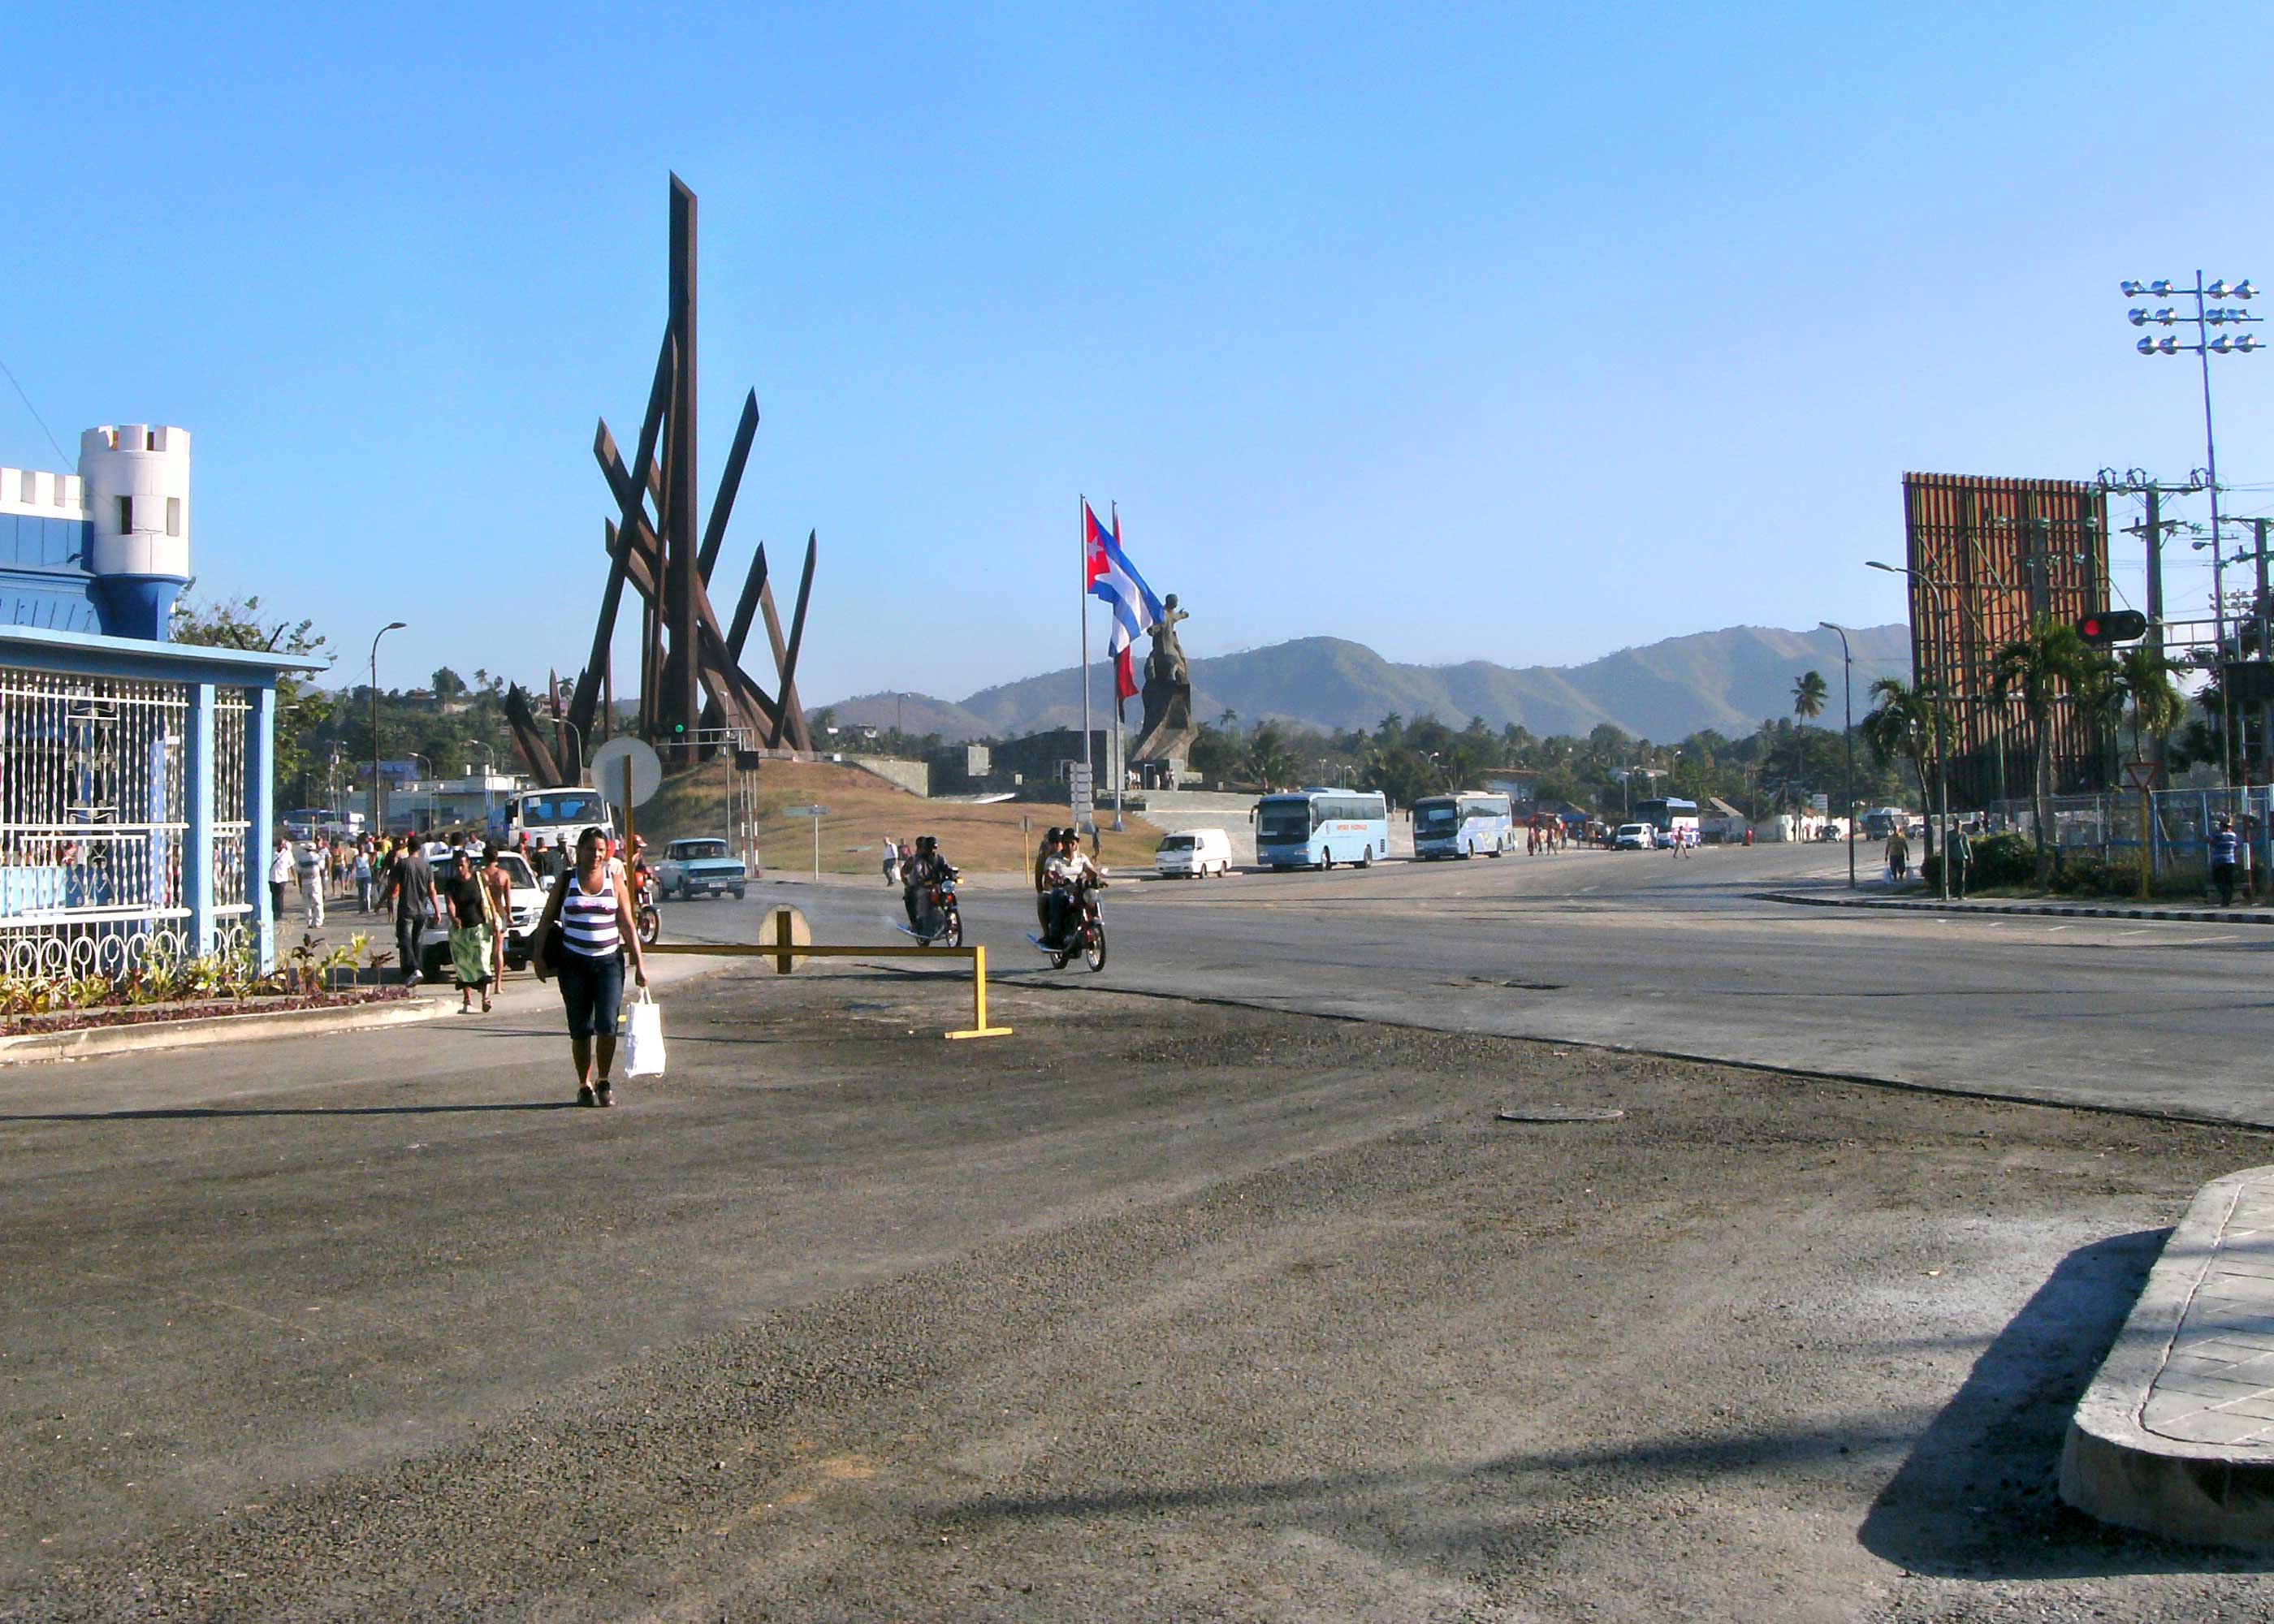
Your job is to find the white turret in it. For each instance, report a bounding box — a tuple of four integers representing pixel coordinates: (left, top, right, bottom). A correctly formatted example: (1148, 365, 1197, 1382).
(80, 424, 190, 640)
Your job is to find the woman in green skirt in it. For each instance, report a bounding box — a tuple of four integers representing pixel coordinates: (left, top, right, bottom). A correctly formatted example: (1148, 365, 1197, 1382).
(442, 848, 495, 1013)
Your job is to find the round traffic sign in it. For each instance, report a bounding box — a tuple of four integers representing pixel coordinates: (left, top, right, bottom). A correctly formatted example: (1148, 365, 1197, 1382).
(589, 736, 664, 808)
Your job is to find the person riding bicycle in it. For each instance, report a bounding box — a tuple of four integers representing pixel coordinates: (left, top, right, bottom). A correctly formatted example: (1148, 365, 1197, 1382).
(902, 835, 959, 931)
(1041, 827, 1104, 948)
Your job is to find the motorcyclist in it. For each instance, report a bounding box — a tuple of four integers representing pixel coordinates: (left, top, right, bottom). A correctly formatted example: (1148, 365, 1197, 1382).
(902, 835, 959, 931)
(1042, 827, 1105, 947)
(1033, 827, 1063, 933)
(626, 836, 655, 901)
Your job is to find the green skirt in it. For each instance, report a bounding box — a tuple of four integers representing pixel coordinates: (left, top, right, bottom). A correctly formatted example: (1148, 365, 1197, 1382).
(449, 923, 493, 988)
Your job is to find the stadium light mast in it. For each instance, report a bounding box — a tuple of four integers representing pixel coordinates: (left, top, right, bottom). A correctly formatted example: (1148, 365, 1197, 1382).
(2123, 274, 2259, 665)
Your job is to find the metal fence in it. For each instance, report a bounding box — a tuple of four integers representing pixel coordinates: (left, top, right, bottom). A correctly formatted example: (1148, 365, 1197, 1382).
(0, 663, 254, 977)
(1989, 787, 2274, 885)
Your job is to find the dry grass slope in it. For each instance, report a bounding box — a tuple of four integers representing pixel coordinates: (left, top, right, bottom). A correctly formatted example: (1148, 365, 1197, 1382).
(638, 758, 1163, 876)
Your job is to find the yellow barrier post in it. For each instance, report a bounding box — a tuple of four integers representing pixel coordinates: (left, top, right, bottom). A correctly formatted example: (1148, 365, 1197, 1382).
(946, 944, 1013, 1040)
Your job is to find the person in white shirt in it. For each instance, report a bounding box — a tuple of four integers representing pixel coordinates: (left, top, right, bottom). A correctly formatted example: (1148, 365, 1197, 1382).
(267, 835, 294, 927)
(1041, 829, 1103, 946)
(296, 839, 326, 927)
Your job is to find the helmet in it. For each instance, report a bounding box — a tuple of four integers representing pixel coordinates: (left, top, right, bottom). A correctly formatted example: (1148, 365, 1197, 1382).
(633, 835, 648, 850)
(915, 835, 937, 853)
(1046, 827, 1063, 844)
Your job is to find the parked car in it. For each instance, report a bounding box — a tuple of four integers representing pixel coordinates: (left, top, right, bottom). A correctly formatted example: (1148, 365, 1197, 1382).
(655, 837, 747, 900)
(1613, 823, 1655, 851)
(1155, 827, 1234, 879)
(415, 849, 547, 978)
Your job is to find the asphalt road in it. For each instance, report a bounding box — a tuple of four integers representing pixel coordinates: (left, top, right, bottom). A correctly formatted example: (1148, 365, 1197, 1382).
(7, 969, 2272, 1620)
(682, 842, 2274, 1127)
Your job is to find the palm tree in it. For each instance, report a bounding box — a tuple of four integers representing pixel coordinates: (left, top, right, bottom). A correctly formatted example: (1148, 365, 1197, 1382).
(1245, 722, 1300, 791)
(1792, 670, 1829, 725)
(1861, 677, 1945, 860)
(1990, 616, 2092, 881)
(2111, 643, 2185, 767)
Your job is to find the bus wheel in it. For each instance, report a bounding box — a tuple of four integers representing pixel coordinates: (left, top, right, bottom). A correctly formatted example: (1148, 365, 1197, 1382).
(1321, 849, 1333, 871)
(1360, 845, 1373, 868)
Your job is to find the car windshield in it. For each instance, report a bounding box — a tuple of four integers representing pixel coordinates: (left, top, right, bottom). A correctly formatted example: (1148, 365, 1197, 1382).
(674, 840, 728, 860)
(1158, 835, 1195, 851)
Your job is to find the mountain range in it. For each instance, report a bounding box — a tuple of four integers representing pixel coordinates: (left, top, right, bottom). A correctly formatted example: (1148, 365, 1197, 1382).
(818, 623, 1914, 745)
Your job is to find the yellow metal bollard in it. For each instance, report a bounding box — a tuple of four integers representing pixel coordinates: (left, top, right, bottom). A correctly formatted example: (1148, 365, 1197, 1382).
(946, 944, 1013, 1040)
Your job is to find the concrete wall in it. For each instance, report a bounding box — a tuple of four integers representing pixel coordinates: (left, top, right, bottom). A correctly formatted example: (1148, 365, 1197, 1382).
(842, 755, 929, 797)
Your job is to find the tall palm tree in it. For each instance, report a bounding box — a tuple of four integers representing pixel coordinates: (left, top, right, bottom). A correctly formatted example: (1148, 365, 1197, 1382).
(1861, 677, 1945, 859)
(2111, 643, 2185, 766)
(1244, 722, 1300, 792)
(1990, 616, 2092, 881)
(1792, 670, 1829, 725)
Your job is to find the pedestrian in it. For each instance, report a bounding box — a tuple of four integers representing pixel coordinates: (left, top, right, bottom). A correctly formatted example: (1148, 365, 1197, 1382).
(353, 842, 374, 912)
(2209, 814, 2240, 907)
(266, 834, 292, 926)
(883, 835, 900, 886)
(296, 836, 326, 927)
(1885, 824, 1910, 883)
(482, 840, 515, 987)
(376, 834, 436, 985)
(530, 824, 649, 1108)
(1947, 820, 1973, 899)
(441, 848, 497, 1013)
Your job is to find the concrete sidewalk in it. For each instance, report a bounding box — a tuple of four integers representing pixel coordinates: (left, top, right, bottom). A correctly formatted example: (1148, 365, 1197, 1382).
(2064, 1165, 2274, 1551)
(1767, 888, 2274, 926)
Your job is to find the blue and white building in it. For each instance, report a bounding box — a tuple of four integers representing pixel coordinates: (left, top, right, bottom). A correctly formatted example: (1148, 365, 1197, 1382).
(2, 426, 309, 974)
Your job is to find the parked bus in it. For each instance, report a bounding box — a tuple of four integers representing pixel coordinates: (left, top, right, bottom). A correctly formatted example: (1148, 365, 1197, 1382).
(1632, 796, 1701, 848)
(1412, 792, 1515, 860)
(1255, 788, 1391, 870)
(491, 785, 615, 851)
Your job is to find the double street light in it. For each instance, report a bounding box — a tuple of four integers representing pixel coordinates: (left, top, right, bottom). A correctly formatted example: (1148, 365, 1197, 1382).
(1819, 621, 1857, 890)
(369, 622, 407, 836)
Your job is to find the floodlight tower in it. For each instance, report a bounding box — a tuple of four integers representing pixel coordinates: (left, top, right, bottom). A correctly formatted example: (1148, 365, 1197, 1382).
(2123, 275, 2259, 662)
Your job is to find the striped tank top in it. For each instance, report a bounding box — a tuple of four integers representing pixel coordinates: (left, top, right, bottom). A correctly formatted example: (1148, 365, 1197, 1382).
(560, 870, 620, 958)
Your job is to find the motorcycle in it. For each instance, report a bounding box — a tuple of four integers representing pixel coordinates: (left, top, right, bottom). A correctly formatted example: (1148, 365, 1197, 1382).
(633, 871, 661, 947)
(1031, 875, 1108, 972)
(897, 865, 963, 948)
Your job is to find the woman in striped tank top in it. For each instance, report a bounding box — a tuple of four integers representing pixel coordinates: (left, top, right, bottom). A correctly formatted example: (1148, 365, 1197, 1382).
(531, 825, 651, 1107)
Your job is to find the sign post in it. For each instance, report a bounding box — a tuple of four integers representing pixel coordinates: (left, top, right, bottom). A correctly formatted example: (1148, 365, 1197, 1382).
(785, 805, 828, 879)
(1069, 762, 1095, 837)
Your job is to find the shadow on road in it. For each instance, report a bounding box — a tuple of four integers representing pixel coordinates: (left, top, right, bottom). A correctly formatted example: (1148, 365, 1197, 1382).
(0, 1102, 580, 1121)
(1858, 1228, 2271, 1579)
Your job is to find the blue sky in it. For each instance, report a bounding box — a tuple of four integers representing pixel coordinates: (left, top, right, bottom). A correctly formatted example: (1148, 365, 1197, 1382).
(5, 4, 2269, 706)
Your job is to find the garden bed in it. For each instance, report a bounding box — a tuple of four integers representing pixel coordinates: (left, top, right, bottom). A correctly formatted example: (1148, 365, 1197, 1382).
(2, 985, 409, 1039)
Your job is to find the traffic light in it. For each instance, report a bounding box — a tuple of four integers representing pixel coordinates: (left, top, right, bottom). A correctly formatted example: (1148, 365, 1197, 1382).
(2077, 609, 2149, 646)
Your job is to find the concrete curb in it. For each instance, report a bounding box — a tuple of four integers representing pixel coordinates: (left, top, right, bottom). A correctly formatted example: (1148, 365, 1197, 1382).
(2060, 1166, 2274, 1552)
(0, 995, 448, 1067)
(1762, 891, 2274, 926)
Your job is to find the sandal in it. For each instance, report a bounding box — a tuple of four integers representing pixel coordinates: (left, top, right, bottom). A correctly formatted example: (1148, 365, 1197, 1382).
(481, 996, 492, 1013)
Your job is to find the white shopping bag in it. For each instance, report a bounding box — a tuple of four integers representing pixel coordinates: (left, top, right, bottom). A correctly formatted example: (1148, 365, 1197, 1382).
(625, 987, 666, 1078)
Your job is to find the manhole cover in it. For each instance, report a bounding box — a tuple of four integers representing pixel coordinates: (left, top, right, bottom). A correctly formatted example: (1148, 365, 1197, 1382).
(1497, 1106, 1625, 1123)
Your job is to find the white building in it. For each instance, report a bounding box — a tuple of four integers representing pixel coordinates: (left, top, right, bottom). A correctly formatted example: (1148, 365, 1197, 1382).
(2, 425, 192, 639)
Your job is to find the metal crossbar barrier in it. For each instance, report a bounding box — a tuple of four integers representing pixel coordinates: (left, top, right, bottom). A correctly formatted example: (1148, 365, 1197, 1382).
(644, 910, 1012, 1040)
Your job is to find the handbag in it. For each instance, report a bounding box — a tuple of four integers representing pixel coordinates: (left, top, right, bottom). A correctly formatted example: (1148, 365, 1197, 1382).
(625, 987, 666, 1077)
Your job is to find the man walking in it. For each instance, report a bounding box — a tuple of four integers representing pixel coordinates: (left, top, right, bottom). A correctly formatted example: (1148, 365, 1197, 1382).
(377, 835, 436, 984)
(2209, 814, 2240, 907)
(1947, 820, 1973, 900)
(267, 834, 293, 926)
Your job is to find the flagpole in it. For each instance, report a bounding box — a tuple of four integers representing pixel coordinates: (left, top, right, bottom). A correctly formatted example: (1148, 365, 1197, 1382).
(1079, 495, 1094, 834)
(1111, 501, 1126, 831)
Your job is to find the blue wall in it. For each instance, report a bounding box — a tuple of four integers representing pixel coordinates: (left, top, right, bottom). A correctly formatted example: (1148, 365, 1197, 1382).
(2, 516, 102, 633)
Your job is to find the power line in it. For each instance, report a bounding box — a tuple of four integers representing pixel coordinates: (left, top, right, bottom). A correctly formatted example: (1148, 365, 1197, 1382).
(0, 355, 70, 467)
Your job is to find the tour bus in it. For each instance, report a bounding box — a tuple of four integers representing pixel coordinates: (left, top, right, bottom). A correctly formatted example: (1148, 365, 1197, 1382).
(491, 785, 615, 851)
(1254, 788, 1392, 870)
(1631, 796, 1701, 849)
(1411, 792, 1515, 859)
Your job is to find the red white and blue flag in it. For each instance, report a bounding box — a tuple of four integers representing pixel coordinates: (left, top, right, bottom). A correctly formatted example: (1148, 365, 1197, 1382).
(1084, 502, 1164, 717)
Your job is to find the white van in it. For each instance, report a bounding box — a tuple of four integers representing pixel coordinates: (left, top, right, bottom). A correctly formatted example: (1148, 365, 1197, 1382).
(1156, 827, 1234, 879)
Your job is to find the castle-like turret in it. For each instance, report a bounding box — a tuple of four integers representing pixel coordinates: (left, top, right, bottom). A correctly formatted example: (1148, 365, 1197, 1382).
(81, 423, 190, 641)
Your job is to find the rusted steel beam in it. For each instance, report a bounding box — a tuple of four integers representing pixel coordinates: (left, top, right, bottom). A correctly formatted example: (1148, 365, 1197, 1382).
(504, 683, 566, 787)
(573, 332, 675, 741)
(698, 390, 759, 587)
(767, 532, 819, 749)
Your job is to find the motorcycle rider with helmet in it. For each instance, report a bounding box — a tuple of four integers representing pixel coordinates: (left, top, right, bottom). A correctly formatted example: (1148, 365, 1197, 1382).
(902, 835, 960, 932)
(1041, 827, 1105, 948)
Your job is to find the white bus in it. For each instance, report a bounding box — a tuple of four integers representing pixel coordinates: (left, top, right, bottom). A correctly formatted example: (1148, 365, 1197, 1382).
(1412, 792, 1515, 859)
(1256, 788, 1391, 870)
(491, 786, 615, 851)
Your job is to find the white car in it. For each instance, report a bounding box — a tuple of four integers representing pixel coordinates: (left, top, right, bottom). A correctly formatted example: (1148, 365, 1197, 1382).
(415, 849, 547, 977)
(1613, 823, 1655, 851)
(1156, 827, 1234, 879)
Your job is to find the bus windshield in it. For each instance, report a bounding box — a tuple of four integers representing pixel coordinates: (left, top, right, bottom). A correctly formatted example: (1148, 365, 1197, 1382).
(1413, 799, 1459, 833)
(518, 791, 605, 827)
(1256, 801, 1315, 843)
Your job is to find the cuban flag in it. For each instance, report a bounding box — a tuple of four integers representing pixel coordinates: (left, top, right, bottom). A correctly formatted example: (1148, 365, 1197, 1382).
(1084, 502, 1164, 718)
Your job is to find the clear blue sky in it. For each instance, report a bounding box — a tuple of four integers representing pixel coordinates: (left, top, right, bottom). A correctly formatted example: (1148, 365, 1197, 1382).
(6, 4, 2268, 706)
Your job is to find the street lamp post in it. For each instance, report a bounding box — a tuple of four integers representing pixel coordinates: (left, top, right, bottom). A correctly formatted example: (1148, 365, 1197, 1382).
(369, 622, 406, 836)
(1869, 561, 1954, 901)
(464, 739, 498, 827)
(1821, 621, 1857, 890)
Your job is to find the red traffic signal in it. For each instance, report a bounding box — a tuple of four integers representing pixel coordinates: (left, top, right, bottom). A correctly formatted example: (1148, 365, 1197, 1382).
(2077, 610, 2149, 646)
